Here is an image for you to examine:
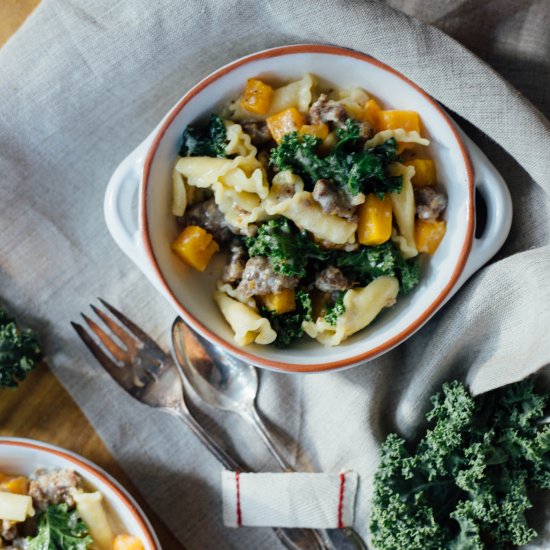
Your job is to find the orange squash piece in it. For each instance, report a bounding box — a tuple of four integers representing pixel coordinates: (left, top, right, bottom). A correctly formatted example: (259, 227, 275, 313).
(266, 108, 305, 143)
(299, 123, 329, 140)
(113, 534, 145, 550)
(357, 194, 393, 246)
(377, 110, 421, 133)
(415, 219, 446, 254)
(240, 78, 273, 115)
(259, 289, 296, 315)
(405, 159, 437, 187)
(1, 476, 28, 495)
(172, 226, 219, 272)
(362, 99, 382, 128)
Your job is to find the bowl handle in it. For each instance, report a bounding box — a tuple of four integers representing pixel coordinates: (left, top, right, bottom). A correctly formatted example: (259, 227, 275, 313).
(455, 131, 513, 287)
(104, 141, 163, 289)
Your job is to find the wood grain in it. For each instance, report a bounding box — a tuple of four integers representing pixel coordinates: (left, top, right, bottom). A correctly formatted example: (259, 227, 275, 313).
(0, 3, 183, 548)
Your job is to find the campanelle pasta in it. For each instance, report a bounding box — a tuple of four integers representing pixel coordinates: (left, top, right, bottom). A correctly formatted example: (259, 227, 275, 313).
(171, 74, 448, 347)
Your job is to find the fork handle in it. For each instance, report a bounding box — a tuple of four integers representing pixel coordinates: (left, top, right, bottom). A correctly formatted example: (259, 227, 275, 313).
(172, 408, 242, 471)
(172, 408, 328, 550)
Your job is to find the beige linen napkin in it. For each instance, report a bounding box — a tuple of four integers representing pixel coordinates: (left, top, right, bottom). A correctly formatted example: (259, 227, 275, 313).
(1, 1, 549, 548)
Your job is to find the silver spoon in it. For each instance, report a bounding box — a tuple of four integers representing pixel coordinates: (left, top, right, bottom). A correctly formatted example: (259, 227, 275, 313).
(171, 316, 293, 470)
(171, 317, 368, 550)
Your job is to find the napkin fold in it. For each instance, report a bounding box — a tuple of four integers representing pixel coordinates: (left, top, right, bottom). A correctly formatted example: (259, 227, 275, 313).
(222, 471, 358, 529)
(1, 1, 550, 549)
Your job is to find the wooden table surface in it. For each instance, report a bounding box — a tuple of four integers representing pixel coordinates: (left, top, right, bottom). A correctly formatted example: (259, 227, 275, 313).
(0, 4, 183, 548)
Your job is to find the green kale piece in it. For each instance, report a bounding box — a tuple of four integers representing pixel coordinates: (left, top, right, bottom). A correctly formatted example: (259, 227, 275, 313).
(246, 218, 329, 278)
(324, 292, 346, 326)
(27, 504, 93, 550)
(370, 379, 550, 550)
(0, 308, 42, 388)
(269, 120, 402, 197)
(333, 242, 419, 294)
(179, 114, 228, 157)
(261, 290, 312, 347)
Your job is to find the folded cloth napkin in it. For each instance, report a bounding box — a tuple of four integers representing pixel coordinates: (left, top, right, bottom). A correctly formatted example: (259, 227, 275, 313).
(221, 471, 358, 528)
(1, 1, 550, 549)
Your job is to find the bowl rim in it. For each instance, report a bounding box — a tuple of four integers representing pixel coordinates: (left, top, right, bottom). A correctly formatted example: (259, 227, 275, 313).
(0, 437, 161, 550)
(141, 43, 475, 373)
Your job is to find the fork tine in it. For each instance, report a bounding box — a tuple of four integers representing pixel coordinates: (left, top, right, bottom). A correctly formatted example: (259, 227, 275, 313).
(90, 304, 138, 351)
(98, 298, 165, 354)
(71, 321, 125, 381)
(80, 313, 128, 364)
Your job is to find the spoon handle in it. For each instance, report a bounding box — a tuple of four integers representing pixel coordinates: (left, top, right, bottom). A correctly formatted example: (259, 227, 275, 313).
(244, 406, 295, 471)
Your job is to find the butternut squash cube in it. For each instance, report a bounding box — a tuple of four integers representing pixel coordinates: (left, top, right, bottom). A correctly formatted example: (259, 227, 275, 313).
(299, 123, 329, 140)
(113, 534, 145, 550)
(240, 78, 273, 115)
(357, 194, 393, 246)
(362, 98, 382, 128)
(172, 225, 219, 272)
(377, 110, 421, 133)
(259, 289, 296, 315)
(415, 219, 446, 254)
(1, 477, 28, 495)
(266, 108, 305, 143)
(405, 159, 436, 187)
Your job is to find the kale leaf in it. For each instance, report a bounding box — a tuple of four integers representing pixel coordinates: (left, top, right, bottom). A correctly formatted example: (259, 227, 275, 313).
(370, 379, 550, 550)
(334, 242, 419, 294)
(246, 218, 329, 278)
(324, 292, 346, 326)
(261, 290, 312, 347)
(0, 308, 42, 388)
(179, 114, 228, 157)
(27, 504, 93, 550)
(269, 120, 402, 197)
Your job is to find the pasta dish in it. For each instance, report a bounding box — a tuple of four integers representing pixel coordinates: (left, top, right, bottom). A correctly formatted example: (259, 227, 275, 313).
(0, 467, 144, 549)
(171, 74, 447, 347)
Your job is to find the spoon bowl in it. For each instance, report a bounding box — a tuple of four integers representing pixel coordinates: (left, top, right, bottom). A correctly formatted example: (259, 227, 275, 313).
(172, 319, 258, 413)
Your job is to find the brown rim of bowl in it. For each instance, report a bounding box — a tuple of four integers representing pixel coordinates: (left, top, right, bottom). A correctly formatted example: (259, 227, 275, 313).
(0, 439, 160, 550)
(141, 43, 475, 373)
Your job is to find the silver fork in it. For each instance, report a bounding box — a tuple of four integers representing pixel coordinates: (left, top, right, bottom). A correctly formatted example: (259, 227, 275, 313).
(71, 299, 329, 550)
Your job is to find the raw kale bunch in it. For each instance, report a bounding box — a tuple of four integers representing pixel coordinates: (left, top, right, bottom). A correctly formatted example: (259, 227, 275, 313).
(260, 290, 312, 347)
(370, 379, 550, 550)
(27, 504, 92, 549)
(179, 113, 229, 157)
(0, 307, 42, 388)
(246, 217, 329, 278)
(269, 119, 402, 197)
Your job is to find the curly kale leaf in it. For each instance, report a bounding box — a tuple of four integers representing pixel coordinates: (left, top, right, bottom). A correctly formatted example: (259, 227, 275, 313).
(333, 242, 419, 294)
(269, 120, 402, 197)
(246, 218, 329, 278)
(370, 379, 550, 550)
(0, 308, 42, 388)
(261, 290, 312, 347)
(179, 114, 228, 157)
(27, 504, 93, 550)
(324, 292, 346, 326)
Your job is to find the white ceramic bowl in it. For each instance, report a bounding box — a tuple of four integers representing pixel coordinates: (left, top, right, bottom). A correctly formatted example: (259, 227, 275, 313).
(105, 44, 512, 373)
(0, 438, 160, 549)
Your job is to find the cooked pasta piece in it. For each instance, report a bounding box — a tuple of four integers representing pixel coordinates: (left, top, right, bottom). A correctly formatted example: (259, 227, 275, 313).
(217, 281, 257, 309)
(389, 162, 418, 258)
(366, 128, 430, 148)
(74, 491, 114, 550)
(224, 121, 258, 158)
(265, 190, 357, 245)
(303, 277, 399, 346)
(172, 168, 187, 217)
(215, 291, 277, 345)
(0, 492, 34, 522)
(336, 87, 370, 119)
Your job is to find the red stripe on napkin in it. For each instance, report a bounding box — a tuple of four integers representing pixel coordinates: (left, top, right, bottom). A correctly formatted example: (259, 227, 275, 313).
(337, 472, 346, 528)
(235, 471, 242, 527)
